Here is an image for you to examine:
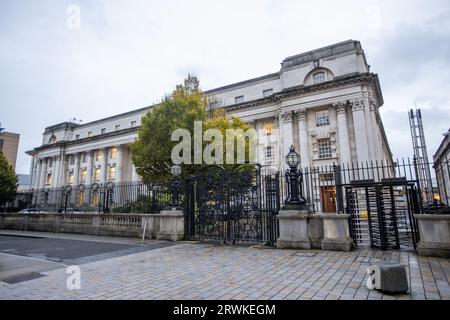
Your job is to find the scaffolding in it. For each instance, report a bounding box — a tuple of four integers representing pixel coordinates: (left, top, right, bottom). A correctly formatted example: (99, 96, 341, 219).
(408, 109, 433, 203)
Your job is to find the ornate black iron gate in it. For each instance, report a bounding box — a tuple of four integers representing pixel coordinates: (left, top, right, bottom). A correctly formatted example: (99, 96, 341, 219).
(344, 178, 420, 250)
(185, 166, 280, 245)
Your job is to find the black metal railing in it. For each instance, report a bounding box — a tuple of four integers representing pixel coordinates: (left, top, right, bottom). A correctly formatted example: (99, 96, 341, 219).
(1, 158, 449, 216)
(0, 181, 177, 214)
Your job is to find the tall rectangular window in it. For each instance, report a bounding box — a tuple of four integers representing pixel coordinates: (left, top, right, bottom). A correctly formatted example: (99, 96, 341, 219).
(82, 152, 87, 163)
(48, 158, 53, 168)
(263, 89, 273, 97)
(80, 168, 87, 183)
(264, 146, 274, 165)
(263, 121, 273, 136)
(316, 110, 330, 127)
(95, 150, 102, 161)
(94, 168, 101, 181)
(110, 147, 117, 160)
(46, 173, 52, 186)
(318, 139, 332, 159)
(67, 171, 74, 185)
(235, 95, 244, 104)
(0, 139, 3, 151)
(69, 155, 75, 165)
(108, 166, 116, 180)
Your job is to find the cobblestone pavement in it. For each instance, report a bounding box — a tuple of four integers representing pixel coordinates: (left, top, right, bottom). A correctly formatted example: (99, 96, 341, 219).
(1, 241, 449, 300)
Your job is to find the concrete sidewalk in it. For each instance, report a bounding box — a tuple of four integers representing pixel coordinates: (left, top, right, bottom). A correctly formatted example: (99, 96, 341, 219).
(0, 231, 449, 300)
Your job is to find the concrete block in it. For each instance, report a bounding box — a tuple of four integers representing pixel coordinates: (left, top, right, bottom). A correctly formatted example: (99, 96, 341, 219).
(366, 262, 409, 294)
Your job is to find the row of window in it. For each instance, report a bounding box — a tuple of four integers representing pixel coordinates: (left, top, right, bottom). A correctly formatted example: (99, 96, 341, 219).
(46, 148, 118, 168)
(260, 110, 330, 138)
(73, 121, 137, 140)
(231, 71, 326, 106)
(262, 138, 333, 164)
(233, 88, 274, 105)
(45, 165, 117, 186)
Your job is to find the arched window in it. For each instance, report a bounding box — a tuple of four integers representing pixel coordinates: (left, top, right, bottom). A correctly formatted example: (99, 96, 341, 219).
(303, 68, 334, 86)
(313, 72, 326, 84)
(49, 135, 57, 144)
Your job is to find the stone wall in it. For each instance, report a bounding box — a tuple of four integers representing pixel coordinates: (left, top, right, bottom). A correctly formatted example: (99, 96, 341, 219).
(0, 213, 168, 240)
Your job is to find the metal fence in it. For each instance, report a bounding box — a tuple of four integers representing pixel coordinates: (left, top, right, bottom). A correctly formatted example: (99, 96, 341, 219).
(277, 157, 450, 214)
(2, 158, 449, 215)
(0, 181, 174, 214)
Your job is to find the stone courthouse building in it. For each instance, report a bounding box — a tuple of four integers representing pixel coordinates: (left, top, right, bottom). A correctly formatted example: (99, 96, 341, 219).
(27, 40, 393, 208)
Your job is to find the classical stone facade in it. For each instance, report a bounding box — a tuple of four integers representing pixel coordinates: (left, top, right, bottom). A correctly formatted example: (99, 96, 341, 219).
(434, 129, 450, 205)
(27, 40, 393, 197)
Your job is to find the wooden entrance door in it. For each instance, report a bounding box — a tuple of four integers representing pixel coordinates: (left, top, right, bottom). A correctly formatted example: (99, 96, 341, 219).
(321, 186, 337, 213)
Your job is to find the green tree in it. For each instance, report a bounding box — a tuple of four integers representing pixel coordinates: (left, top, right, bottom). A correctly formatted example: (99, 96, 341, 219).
(0, 151, 18, 206)
(131, 75, 256, 183)
(131, 74, 206, 183)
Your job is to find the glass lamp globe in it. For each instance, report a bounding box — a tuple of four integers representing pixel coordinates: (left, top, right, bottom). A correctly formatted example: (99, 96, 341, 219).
(285, 145, 301, 168)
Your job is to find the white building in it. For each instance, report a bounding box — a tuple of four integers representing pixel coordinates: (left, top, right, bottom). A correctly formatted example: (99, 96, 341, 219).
(434, 129, 450, 205)
(27, 40, 393, 210)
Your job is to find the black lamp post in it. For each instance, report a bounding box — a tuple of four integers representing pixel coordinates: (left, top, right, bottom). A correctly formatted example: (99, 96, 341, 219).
(64, 185, 72, 213)
(169, 164, 182, 209)
(283, 145, 307, 210)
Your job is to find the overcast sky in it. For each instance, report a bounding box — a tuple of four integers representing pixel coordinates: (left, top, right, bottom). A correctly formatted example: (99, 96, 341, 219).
(1, 0, 450, 174)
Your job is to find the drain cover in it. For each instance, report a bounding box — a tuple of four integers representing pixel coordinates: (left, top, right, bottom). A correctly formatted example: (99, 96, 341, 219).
(2, 272, 46, 284)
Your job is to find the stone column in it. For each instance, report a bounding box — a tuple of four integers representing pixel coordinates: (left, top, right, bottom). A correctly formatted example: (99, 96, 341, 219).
(256, 120, 264, 165)
(334, 101, 351, 164)
(33, 158, 41, 190)
(131, 164, 138, 182)
(350, 98, 370, 164)
(363, 94, 375, 161)
(73, 153, 81, 186)
(38, 158, 48, 189)
(297, 109, 310, 169)
(86, 151, 94, 185)
(369, 94, 383, 161)
(51, 156, 60, 188)
(116, 146, 123, 182)
(281, 111, 294, 171)
(102, 147, 109, 183)
(59, 154, 68, 187)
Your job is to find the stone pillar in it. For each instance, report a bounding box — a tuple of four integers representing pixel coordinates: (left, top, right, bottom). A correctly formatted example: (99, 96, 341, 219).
(102, 148, 109, 183)
(51, 156, 60, 188)
(33, 158, 42, 190)
(281, 111, 294, 171)
(363, 94, 375, 161)
(415, 214, 450, 258)
(73, 153, 81, 186)
(156, 210, 185, 241)
(115, 146, 123, 182)
(320, 214, 354, 252)
(59, 154, 68, 187)
(86, 151, 94, 185)
(131, 163, 138, 182)
(369, 95, 383, 161)
(277, 209, 311, 249)
(297, 109, 310, 169)
(350, 98, 370, 163)
(256, 120, 264, 165)
(334, 102, 351, 164)
(38, 158, 48, 189)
